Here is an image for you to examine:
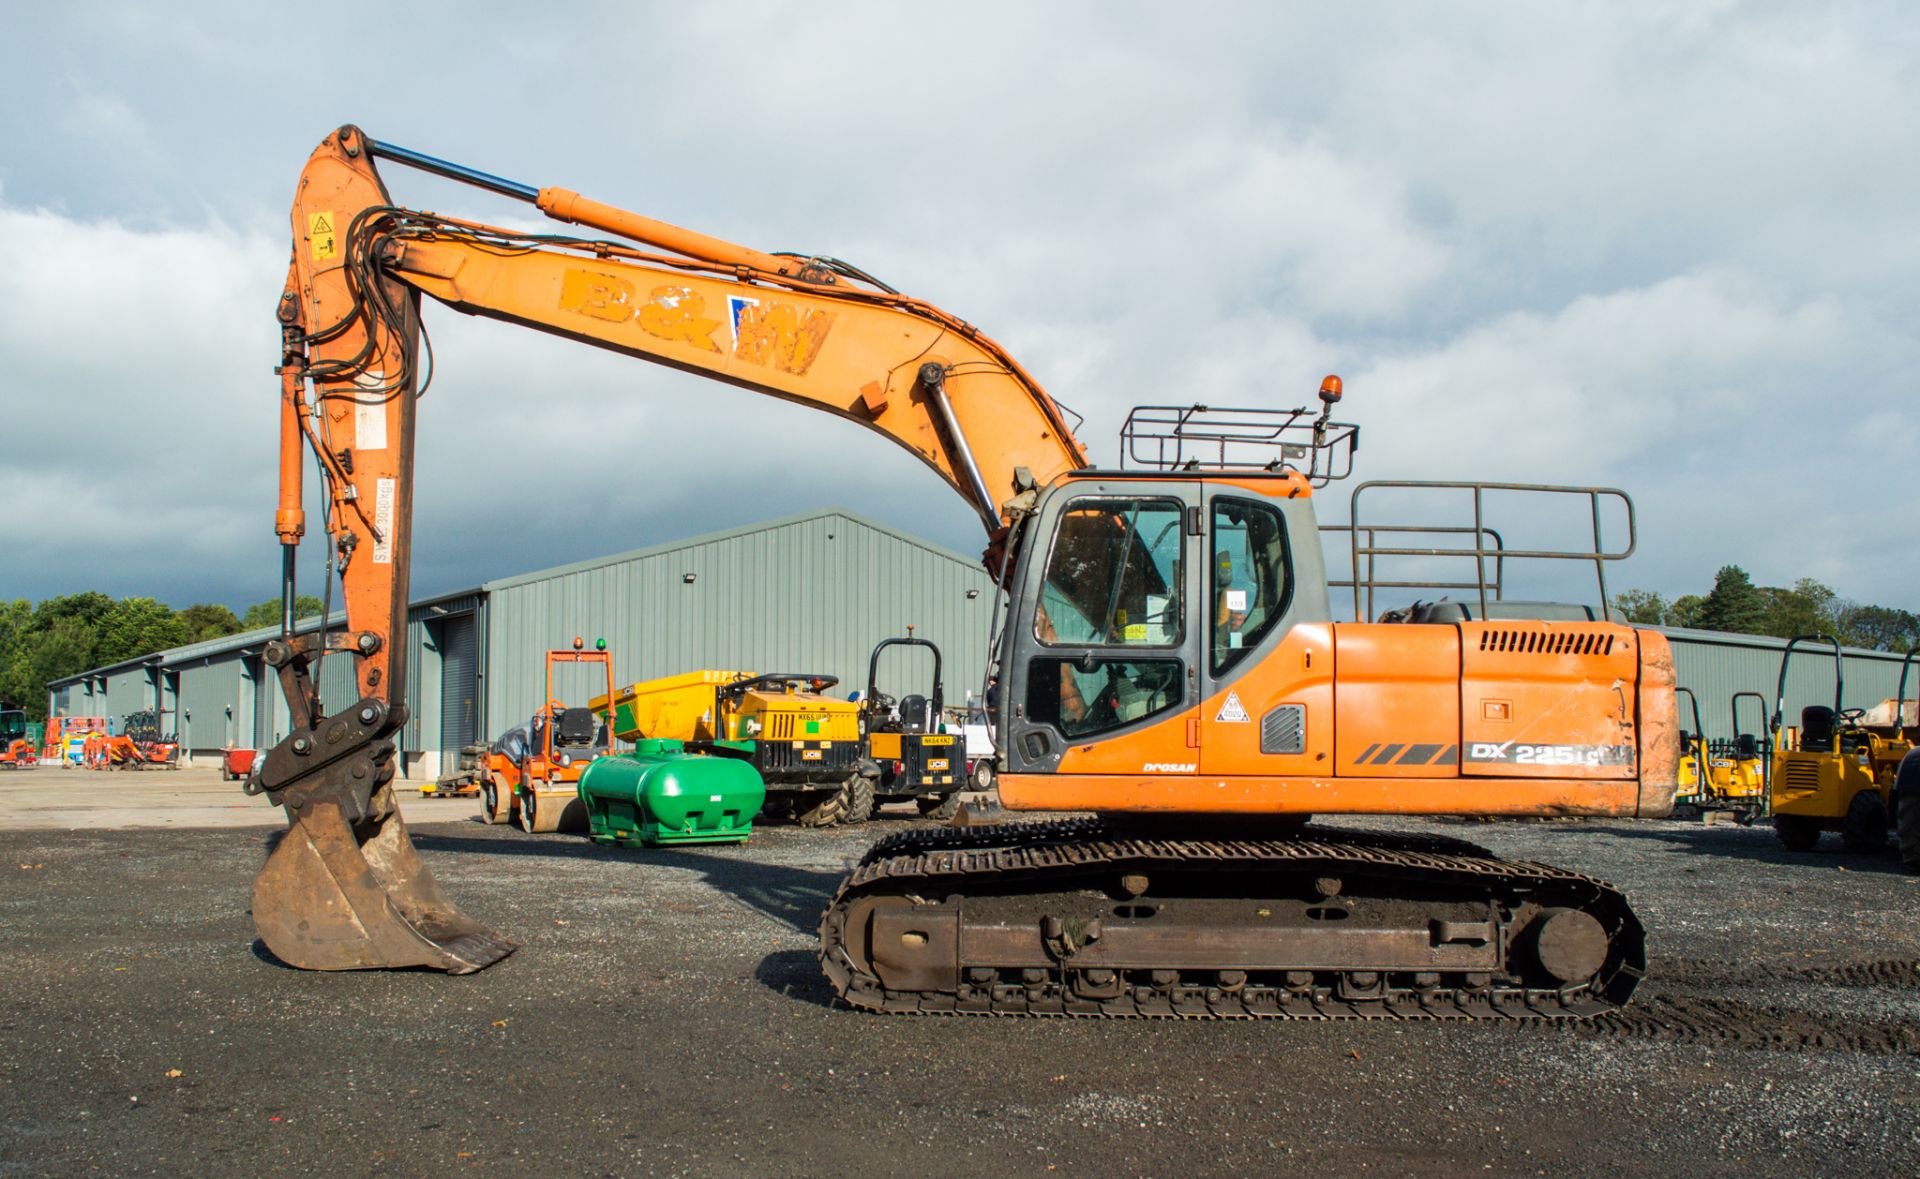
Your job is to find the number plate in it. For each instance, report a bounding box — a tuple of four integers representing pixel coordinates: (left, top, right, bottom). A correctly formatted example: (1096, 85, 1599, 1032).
(927, 759, 949, 771)
(801, 749, 823, 761)
(921, 735, 954, 746)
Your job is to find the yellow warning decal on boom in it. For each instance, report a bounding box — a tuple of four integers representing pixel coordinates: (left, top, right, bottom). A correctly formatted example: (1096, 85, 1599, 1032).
(308, 212, 337, 262)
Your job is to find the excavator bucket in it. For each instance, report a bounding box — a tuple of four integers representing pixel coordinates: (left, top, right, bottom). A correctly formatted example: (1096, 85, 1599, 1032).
(253, 783, 516, 973)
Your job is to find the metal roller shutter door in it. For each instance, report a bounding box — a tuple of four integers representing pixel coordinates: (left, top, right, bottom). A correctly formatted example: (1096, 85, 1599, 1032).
(440, 614, 478, 759)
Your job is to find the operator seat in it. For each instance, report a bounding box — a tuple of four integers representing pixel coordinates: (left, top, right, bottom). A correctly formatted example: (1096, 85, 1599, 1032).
(554, 705, 597, 749)
(1736, 733, 1760, 760)
(1801, 706, 1836, 753)
(898, 694, 930, 734)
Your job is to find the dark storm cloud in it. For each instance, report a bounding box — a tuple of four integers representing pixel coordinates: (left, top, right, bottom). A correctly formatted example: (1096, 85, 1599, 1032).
(0, 1, 1915, 610)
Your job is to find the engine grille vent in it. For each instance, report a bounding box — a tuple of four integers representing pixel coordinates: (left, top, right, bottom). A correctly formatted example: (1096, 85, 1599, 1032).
(1477, 629, 1615, 656)
(1782, 760, 1822, 792)
(1261, 705, 1307, 755)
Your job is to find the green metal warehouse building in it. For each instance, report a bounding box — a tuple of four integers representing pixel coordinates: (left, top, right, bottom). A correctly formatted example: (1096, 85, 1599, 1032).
(47, 509, 999, 777)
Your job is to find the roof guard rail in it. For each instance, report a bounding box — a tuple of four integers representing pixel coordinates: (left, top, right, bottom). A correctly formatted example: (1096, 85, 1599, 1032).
(1321, 480, 1635, 623)
(1119, 404, 1359, 486)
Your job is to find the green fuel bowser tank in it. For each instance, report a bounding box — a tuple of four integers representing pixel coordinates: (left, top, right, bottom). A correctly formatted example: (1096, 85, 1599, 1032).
(576, 739, 764, 846)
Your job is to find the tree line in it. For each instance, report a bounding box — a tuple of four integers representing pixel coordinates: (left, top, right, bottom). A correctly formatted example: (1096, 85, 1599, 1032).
(0, 592, 324, 721)
(1613, 567, 1917, 652)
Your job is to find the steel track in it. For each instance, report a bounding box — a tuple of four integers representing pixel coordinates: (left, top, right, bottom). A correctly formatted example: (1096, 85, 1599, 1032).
(819, 819, 1645, 1020)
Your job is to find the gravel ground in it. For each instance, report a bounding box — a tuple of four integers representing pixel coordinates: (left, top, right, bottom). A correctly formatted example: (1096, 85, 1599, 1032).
(2, 806, 1917, 1177)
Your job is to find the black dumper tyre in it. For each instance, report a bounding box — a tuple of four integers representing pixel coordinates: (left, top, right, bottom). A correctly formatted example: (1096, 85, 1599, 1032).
(1840, 789, 1889, 853)
(1896, 749, 1920, 873)
(840, 775, 876, 826)
(791, 786, 848, 828)
(916, 792, 962, 821)
(1774, 814, 1822, 852)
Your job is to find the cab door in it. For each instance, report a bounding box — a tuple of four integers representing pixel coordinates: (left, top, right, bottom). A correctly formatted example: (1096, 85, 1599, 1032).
(1197, 482, 1334, 783)
(1000, 479, 1204, 784)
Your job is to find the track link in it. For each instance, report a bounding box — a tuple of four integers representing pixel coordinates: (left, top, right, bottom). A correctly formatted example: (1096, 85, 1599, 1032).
(819, 819, 1644, 1020)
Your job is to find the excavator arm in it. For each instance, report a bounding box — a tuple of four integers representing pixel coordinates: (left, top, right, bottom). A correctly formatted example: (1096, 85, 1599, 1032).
(251, 124, 1086, 972)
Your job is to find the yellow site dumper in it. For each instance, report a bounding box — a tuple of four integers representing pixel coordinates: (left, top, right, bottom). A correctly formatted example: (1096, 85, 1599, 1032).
(592, 671, 870, 826)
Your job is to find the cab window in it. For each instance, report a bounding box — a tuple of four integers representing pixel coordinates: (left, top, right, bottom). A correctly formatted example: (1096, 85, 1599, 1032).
(1210, 497, 1292, 674)
(1025, 657, 1184, 739)
(1034, 499, 1184, 648)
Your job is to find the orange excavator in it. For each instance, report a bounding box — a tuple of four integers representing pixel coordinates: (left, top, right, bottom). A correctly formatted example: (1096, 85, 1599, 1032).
(247, 126, 1675, 1018)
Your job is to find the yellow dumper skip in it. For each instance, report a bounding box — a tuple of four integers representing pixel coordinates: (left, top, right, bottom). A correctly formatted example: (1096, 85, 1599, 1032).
(590, 670, 749, 744)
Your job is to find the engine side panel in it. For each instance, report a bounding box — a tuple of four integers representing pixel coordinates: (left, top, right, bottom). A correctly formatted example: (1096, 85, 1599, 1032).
(1457, 621, 1640, 780)
(1332, 625, 1462, 778)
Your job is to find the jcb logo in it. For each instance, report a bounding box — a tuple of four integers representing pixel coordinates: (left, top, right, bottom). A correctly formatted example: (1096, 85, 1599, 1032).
(558, 268, 835, 374)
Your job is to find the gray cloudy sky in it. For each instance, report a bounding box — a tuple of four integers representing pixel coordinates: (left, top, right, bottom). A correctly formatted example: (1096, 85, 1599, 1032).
(1, 1, 1915, 614)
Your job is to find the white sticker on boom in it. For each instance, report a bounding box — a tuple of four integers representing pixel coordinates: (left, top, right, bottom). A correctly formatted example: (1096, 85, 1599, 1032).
(1215, 691, 1250, 723)
(354, 371, 388, 451)
(372, 478, 395, 564)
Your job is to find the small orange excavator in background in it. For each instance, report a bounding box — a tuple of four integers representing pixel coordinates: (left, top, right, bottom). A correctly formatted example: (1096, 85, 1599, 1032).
(0, 709, 35, 769)
(474, 639, 615, 833)
(244, 126, 1675, 1019)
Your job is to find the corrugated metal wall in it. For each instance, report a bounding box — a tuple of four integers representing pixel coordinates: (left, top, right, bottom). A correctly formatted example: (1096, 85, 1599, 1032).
(482, 512, 999, 736)
(403, 610, 428, 754)
(104, 669, 154, 725)
(1663, 628, 1913, 741)
(175, 656, 240, 750)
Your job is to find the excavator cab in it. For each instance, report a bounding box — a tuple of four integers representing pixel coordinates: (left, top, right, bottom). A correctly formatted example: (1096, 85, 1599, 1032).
(997, 465, 1335, 794)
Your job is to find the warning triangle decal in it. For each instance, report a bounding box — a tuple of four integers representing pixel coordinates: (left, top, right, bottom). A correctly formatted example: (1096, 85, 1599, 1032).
(1215, 691, 1250, 724)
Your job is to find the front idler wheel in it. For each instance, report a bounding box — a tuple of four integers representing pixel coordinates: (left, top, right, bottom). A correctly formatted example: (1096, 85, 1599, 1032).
(1524, 908, 1610, 986)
